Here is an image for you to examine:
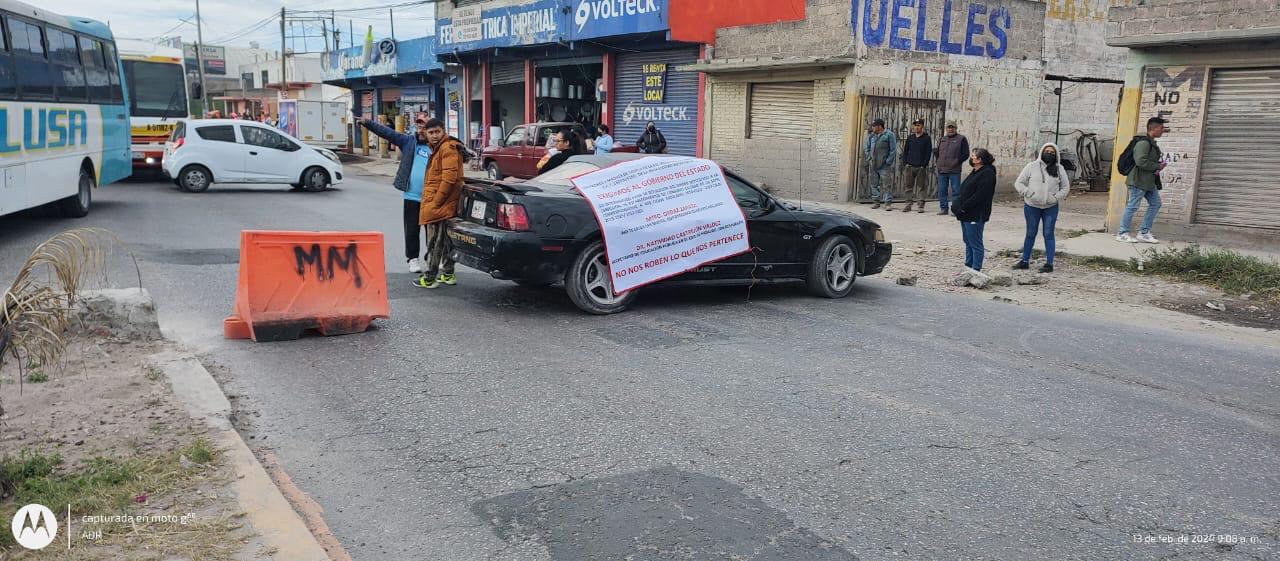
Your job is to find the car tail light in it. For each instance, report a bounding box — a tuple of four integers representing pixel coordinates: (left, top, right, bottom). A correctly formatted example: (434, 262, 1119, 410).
(496, 203, 530, 231)
(171, 137, 185, 151)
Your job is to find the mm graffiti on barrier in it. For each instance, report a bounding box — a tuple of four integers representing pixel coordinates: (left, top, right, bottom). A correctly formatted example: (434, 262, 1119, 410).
(852, 0, 1026, 59)
(293, 243, 364, 288)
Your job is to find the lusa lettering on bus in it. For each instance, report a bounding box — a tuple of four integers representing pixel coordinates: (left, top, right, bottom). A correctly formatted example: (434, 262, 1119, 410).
(855, 0, 1012, 59)
(0, 108, 90, 154)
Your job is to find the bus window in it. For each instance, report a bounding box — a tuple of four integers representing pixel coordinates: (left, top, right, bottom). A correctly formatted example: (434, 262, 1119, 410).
(0, 18, 15, 99)
(103, 41, 123, 104)
(124, 57, 187, 118)
(49, 28, 86, 102)
(78, 36, 110, 103)
(9, 17, 54, 100)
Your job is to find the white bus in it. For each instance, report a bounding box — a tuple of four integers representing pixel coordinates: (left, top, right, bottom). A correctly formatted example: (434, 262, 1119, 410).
(117, 38, 190, 170)
(0, 0, 131, 218)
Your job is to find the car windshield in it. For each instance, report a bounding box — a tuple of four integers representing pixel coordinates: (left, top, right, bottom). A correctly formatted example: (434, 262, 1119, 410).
(532, 161, 601, 188)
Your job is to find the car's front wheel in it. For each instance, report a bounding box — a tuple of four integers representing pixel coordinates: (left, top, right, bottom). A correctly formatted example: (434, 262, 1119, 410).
(806, 234, 860, 298)
(565, 241, 636, 314)
(178, 165, 212, 193)
(485, 161, 503, 180)
(302, 167, 330, 192)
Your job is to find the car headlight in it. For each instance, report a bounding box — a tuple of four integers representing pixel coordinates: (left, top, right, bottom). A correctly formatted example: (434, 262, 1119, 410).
(318, 149, 339, 163)
(873, 228, 885, 242)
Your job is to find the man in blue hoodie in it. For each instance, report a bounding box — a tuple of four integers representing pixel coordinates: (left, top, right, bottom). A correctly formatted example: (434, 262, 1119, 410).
(359, 116, 433, 273)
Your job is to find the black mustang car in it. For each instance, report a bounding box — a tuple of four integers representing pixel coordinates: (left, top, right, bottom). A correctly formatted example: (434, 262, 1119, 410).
(447, 154, 892, 314)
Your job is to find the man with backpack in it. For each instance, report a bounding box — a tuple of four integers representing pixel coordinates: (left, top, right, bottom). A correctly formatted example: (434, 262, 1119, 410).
(1116, 117, 1167, 243)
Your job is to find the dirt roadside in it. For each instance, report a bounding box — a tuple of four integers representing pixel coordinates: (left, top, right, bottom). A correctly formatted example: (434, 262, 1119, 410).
(0, 335, 263, 560)
(849, 191, 1280, 345)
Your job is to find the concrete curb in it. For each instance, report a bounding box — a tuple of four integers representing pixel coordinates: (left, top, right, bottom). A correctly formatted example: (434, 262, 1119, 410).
(148, 351, 331, 561)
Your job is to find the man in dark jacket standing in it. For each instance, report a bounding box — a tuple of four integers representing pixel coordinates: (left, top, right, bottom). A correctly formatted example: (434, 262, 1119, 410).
(863, 119, 898, 210)
(955, 148, 997, 272)
(1117, 117, 1167, 244)
(900, 119, 933, 213)
(933, 122, 969, 215)
(359, 116, 433, 273)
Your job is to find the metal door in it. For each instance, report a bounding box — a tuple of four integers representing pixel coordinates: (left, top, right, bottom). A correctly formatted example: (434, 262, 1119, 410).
(613, 48, 700, 156)
(855, 92, 947, 202)
(1193, 67, 1280, 230)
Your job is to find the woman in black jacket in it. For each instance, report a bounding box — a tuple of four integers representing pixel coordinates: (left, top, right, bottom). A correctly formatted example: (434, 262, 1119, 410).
(538, 129, 588, 175)
(954, 148, 997, 272)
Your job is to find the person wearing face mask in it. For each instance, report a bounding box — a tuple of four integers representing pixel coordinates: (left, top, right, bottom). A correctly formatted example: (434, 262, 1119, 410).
(637, 121, 668, 154)
(1013, 143, 1072, 273)
(954, 149, 997, 272)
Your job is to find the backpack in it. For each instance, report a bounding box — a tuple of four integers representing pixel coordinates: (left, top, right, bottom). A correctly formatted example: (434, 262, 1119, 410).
(1116, 136, 1147, 176)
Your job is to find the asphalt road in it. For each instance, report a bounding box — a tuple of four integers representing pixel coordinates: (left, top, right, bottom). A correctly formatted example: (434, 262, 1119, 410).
(1, 172, 1276, 561)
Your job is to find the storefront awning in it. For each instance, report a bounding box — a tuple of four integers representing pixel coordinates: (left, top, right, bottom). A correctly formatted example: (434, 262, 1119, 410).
(678, 56, 857, 74)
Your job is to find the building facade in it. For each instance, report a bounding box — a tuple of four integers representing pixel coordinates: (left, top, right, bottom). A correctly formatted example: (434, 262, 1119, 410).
(322, 35, 448, 146)
(692, 0, 1123, 203)
(1105, 0, 1280, 245)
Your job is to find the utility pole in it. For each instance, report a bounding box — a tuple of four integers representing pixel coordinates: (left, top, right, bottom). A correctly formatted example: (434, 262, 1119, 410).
(390, 8, 396, 41)
(194, 0, 209, 115)
(280, 7, 288, 101)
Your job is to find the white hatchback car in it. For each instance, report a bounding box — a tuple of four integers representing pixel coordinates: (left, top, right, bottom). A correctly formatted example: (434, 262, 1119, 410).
(162, 119, 344, 193)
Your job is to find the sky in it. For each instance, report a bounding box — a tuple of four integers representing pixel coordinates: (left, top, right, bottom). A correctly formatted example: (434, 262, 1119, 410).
(42, 0, 436, 52)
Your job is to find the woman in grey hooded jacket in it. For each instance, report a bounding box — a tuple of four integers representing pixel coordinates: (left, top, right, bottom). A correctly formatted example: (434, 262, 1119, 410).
(1014, 143, 1071, 273)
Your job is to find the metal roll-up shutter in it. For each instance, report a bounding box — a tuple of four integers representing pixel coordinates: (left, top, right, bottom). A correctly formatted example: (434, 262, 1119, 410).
(749, 82, 814, 139)
(1194, 67, 1280, 229)
(491, 62, 524, 86)
(613, 48, 699, 156)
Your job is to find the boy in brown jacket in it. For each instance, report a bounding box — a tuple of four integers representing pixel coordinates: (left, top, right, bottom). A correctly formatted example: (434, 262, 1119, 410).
(414, 118, 467, 289)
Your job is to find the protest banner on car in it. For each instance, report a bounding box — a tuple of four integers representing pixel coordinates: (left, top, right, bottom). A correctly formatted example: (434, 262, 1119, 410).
(572, 156, 751, 294)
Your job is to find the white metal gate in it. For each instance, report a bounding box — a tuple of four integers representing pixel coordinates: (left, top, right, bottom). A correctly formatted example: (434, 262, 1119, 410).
(1193, 67, 1280, 230)
(748, 82, 815, 140)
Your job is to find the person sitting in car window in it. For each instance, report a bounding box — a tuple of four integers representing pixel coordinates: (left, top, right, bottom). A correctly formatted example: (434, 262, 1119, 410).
(539, 130, 587, 175)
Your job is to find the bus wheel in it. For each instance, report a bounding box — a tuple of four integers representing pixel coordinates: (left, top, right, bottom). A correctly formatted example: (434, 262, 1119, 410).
(59, 167, 94, 218)
(179, 165, 212, 193)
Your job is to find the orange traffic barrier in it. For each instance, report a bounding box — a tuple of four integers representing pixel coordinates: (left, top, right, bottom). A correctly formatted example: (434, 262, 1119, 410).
(224, 231, 390, 342)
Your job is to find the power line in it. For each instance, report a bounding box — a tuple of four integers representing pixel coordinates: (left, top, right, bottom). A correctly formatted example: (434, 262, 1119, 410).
(288, 0, 433, 14)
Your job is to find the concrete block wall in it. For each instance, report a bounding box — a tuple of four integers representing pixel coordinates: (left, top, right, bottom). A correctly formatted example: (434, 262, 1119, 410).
(708, 77, 850, 202)
(714, 0, 854, 59)
(1131, 65, 1209, 224)
(1037, 80, 1123, 147)
(854, 0, 1046, 65)
(1108, 0, 1280, 42)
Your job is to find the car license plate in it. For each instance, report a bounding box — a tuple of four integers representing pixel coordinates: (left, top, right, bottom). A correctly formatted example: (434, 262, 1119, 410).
(470, 200, 487, 220)
(131, 151, 145, 159)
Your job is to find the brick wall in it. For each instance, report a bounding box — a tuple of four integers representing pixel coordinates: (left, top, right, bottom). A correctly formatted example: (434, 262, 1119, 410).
(1037, 81, 1122, 146)
(1130, 65, 1208, 224)
(714, 0, 854, 59)
(1108, 0, 1280, 43)
(708, 78, 849, 202)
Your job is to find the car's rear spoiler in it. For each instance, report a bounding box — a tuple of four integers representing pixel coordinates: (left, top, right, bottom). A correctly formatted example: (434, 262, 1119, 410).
(464, 177, 543, 193)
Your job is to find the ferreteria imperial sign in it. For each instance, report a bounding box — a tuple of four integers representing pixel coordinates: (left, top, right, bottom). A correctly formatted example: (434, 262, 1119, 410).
(437, 0, 668, 50)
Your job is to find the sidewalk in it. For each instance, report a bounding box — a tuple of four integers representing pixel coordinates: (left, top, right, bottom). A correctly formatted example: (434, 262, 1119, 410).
(826, 191, 1280, 264)
(340, 152, 487, 180)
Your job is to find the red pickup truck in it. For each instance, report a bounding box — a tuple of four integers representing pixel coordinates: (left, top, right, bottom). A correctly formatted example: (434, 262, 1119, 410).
(480, 122, 636, 180)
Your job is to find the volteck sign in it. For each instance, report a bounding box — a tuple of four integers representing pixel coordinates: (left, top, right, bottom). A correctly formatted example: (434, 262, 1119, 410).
(438, 0, 668, 51)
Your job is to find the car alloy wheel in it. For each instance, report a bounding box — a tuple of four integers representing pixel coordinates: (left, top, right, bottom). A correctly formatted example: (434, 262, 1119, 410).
(806, 235, 858, 299)
(826, 244, 856, 292)
(583, 253, 626, 307)
(486, 162, 503, 180)
(565, 240, 636, 314)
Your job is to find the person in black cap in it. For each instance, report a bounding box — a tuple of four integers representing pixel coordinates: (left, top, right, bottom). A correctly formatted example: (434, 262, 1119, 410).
(863, 118, 898, 210)
(900, 118, 933, 213)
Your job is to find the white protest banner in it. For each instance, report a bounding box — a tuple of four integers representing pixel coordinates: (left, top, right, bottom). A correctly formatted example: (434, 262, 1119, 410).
(572, 156, 751, 294)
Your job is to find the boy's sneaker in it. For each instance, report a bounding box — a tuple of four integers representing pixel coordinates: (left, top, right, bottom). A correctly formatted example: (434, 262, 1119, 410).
(437, 273, 457, 286)
(412, 275, 439, 289)
(1137, 233, 1160, 244)
(1115, 233, 1137, 243)
(1013, 261, 1030, 270)
(408, 258, 422, 274)
(1039, 263, 1054, 273)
